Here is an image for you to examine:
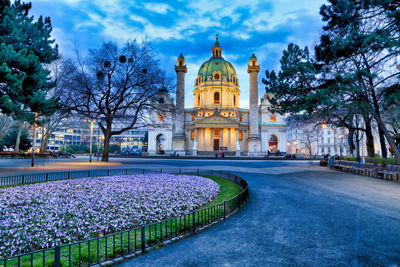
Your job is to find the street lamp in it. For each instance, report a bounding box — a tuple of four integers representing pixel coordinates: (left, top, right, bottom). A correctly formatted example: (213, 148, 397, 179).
(31, 112, 38, 167)
(84, 119, 96, 163)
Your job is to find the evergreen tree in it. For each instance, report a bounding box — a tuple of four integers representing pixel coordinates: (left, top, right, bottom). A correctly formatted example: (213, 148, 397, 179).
(0, 0, 59, 122)
(316, 0, 400, 162)
(264, 0, 400, 163)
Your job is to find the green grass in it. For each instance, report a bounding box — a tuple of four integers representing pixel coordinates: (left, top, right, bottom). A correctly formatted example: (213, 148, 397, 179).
(1, 175, 244, 267)
(201, 175, 242, 208)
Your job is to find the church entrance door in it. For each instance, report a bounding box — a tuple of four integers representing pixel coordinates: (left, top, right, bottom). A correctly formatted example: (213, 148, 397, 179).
(213, 139, 220, 151)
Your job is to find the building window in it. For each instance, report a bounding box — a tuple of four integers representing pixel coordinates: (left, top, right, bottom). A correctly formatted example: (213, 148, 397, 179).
(270, 116, 276, 122)
(321, 137, 324, 143)
(233, 95, 236, 106)
(214, 92, 220, 104)
(192, 115, 195, 121)
(328, 138, 331, 143)
(328, 147, 331, 153)
(214, 74, 220, 80)
(328, 130, 331, 135)
(158, 114, 164, 121)
(159, 97, 164, 103)
(233, 77, 236, 83)
(239, 115, 242, 121)
(191, 130, 195, 140)
(198, 95, 200, 106)
(321, 148, 324, 153)
(239, 131, 243, 140)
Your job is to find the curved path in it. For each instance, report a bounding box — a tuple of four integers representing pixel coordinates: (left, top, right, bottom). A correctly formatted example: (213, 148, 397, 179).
(112, 159, 400, 266)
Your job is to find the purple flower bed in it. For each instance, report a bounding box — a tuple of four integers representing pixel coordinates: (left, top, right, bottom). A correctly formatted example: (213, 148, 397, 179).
(0, 174, 219, 257)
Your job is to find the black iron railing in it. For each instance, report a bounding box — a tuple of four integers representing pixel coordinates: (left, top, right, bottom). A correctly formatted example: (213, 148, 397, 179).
(0, 168, 248, 267)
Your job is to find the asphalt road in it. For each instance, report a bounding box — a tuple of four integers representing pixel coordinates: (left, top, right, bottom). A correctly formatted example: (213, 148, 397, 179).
(110, 159, 400, 266)
(1, 158, 399, 266)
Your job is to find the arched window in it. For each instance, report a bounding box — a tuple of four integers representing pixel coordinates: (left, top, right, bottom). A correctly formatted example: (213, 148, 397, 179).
(159, 97, 164, 103)
(179, 61, 183, 66)
(214, 74, 220, 80)
(216, 50, 219, 57)
(214, 92, 220, 104)
(233, 95, 236, 106)
(198, 95, 201, 106)
(233, 77, 236, 83)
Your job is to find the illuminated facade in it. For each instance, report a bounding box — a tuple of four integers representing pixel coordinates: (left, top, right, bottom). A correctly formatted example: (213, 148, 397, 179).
(32, 125, 147, 152)
(148, 37, 287, 156)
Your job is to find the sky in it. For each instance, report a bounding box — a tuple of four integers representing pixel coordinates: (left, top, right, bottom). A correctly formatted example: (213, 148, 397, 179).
(30, 0, 327, 108)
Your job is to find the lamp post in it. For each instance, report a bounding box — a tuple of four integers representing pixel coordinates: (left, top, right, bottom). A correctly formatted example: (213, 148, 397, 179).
(31, 112, 37, 167)
(96, 127, 100, 161)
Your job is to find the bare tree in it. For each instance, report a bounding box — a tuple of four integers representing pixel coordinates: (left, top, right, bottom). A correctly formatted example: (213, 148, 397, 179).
(287, 116, 320, 156)
(0, 114, 14, 139)
(37, 58, 74, 153)
(64, 40, 169, 161)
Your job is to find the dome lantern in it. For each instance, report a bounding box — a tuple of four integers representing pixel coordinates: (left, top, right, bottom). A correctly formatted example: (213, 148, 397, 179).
(177, 53, 185, 67)
(212, 34, 222, 58)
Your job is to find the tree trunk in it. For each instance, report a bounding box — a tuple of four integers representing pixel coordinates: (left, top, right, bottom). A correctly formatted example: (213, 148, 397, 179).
(367, 102, 400, 164)
(102, 126, 111, 162)
(364, 116, 375, 158)
(348, 128, 355, 155)
(378, 127, 387, 158)
(355, 130, 361, 162)
(14, 122, 22, 153)
(40, 133, 51, 153)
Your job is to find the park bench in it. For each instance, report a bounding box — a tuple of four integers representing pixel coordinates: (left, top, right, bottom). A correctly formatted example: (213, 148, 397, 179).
(347, 162, 360, 174)
(383, 165, 400, 181)
(366, 163, 379, 177)
(378, 164, 392, 178)
(354, 163, 374, 176)
(333, 160, 399, 182)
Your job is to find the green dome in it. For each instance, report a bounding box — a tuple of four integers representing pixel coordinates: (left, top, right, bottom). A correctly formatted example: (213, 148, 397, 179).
(197, 58, 237, 82)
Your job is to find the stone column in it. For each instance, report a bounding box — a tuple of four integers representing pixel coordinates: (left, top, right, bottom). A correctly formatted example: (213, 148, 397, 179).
(236, 128, 240, 156)
(247, 53, 261, 155)
(228, 128, 231, 151)
(220, 128, 223, 150)
(210, 128, 213, 151)
(173, 54, 187, 155)
(203, 128, 206, 151)
(193, 128, 198, 156)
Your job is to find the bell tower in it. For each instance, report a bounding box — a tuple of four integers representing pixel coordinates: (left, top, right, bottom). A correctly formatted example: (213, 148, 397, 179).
(247, 53, 261, 155)
(174, 53, 187, 155)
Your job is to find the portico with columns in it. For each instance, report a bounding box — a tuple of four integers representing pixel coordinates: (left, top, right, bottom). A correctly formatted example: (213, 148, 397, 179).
(148, 36, 286, 156)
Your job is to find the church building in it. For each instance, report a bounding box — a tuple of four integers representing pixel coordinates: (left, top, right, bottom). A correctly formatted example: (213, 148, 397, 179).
(148, 36, 287, 156)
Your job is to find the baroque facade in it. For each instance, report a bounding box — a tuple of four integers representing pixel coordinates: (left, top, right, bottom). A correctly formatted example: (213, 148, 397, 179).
(148, 37, 287, 156)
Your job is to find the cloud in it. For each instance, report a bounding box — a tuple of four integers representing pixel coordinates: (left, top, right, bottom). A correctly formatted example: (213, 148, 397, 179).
(144, 3, 172, 14)
(30, 0, 327, 108)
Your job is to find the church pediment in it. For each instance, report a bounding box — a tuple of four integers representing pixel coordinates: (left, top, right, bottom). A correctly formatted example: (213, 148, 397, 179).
(195, 112, 239, 127)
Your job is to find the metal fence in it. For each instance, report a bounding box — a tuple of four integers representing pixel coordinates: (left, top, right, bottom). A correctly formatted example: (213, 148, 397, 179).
(0, 168, 249, 267)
